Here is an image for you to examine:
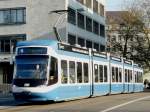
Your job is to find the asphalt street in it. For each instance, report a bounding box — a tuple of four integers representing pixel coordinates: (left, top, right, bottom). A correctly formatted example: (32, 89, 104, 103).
(0, 92, 150, 112)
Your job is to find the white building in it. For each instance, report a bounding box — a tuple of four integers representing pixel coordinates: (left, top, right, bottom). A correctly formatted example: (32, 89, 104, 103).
(0, 0, 106, 89)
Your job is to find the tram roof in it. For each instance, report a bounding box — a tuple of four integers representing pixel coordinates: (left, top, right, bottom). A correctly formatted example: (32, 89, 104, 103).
(17, 39, 58, 47)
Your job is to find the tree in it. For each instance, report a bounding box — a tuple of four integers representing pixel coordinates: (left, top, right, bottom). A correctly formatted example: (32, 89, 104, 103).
(131, 0, 150, 70)
(106, 0, 150, 69)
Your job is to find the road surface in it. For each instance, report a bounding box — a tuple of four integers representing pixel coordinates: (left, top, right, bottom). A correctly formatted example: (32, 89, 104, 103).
(0, 92, 150, 112)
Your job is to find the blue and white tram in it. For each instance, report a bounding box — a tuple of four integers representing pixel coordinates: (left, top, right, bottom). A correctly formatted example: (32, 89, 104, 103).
(133, 64, 143, 92)
(12, 39, 144, 101)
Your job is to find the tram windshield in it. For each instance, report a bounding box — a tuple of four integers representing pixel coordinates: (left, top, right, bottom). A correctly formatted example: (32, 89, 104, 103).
(14, 55, 48, 79)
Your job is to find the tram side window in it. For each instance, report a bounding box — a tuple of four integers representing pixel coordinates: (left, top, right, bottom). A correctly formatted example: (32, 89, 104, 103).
(134, 71, 137, 83)
(99, 65, 103, 82)
(77, 62, 82, 83)
(69, 61, 76, 83)
(125, 69, 128, 82)
(116, 67, 118, 82)
(138, 72, 143, 83)
(140, 72, 143, 83)
(104, 65, 107, 82)
(61, 60, 68, 84)
(141, 72, 143, 83)
(94, 64, 99, 82)
(84, 63, 89, 83)
(128, 70, 130, 83)
(119, 68, 122, 82)
(49, 57, 58, 85)
(112, 67, 115, 82)
(137, 74, 139, 83)
(129, 70, 132, 83)
(137, 72, 140, 83)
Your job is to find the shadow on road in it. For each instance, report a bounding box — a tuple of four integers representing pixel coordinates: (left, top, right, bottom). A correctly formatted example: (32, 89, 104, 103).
(17, 101, 55, 106)
(1, 89, 150, 107)
(144, 88, 150, 92)
(0, 93, 25, 106)
(0, 93, 61, 106)
(0, 98, 55, 106)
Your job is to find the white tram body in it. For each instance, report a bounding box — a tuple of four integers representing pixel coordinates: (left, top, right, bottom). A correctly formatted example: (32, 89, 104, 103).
(12, 40, 143, 101)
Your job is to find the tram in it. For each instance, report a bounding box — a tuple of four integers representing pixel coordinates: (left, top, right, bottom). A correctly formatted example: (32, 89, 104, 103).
(12, 39, 143, 101)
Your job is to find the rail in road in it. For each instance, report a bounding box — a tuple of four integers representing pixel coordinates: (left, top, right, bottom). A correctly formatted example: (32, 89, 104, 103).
(1, 92, 150, 112)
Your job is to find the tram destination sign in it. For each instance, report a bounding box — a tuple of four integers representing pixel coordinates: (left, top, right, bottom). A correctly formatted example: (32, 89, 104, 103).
(18, 47, 47, 55)
(58, 43, 109, 58)
(124, 59, 132, 65)
(93, 52, 107, 58)
(58, 43, 89, 55)
(111, 56, 121, 62)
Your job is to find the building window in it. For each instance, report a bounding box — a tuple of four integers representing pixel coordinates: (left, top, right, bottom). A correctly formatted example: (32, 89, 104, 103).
(77, 12, 85, 29)
(86, 40, 92, 48)
(86, 17, 92, 32)
(68, 34, 76, 45)
(100, 4, 104, 16)
(78, 37, 85, 47)
(94, 43, 99, 51)
(0, 8, 26, 25)
(93, 0, 98, 13)
(93, 21, 99, 35)
(76, 0, 84, 4)
(68, 7, 76, 25)
(0, 34, 26, 53)
(85, 0, 92, 8)
(100, 45, 105, 52)
(100, 24, 105, 37)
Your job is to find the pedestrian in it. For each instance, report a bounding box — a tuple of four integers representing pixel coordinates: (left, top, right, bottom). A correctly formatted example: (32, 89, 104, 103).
(144, 79, 149, 88)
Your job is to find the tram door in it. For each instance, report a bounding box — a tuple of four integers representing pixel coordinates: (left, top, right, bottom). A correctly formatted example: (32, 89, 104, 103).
(0, 62, 13, 95)
(89, 49, 94, 97)
(133, 70, 136, 92)
(129, 70, 134, 92)
(124, 69, 131, 93)
(126, 69, 134, 93)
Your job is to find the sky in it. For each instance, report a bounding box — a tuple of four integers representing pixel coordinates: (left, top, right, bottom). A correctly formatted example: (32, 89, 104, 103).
(106, 0, 123, 11)
(106, 0, 132, 11)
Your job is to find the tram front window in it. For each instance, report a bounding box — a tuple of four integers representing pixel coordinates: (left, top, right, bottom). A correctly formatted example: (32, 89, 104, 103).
(13, 55, 48, 87)
(15, 64, 47, 79)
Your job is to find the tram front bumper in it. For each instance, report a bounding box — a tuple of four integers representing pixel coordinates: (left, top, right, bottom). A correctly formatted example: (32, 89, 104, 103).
(13, 92, 48, 101)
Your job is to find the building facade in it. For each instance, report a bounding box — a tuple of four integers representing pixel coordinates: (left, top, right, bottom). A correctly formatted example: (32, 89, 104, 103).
(0, 0, 106, 93)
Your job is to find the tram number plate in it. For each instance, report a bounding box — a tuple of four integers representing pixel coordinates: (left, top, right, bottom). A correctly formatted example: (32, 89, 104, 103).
(24, 83, 30, 87)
